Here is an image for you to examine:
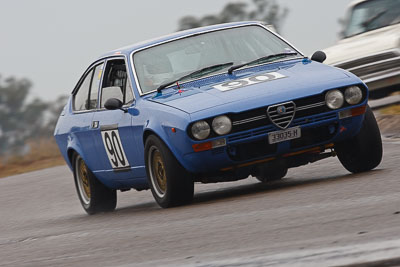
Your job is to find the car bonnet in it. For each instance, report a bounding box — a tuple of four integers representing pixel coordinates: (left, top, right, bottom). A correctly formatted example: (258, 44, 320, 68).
(146, 59, 355, 114)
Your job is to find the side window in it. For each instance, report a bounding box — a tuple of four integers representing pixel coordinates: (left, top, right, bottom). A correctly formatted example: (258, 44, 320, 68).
(88, 63, 104, 109)
(73, 69, 93, 111)
(100, 59, 134, 108)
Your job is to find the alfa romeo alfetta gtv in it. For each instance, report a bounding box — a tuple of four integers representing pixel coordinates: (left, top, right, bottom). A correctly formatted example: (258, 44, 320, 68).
(54, 22, 382, 214)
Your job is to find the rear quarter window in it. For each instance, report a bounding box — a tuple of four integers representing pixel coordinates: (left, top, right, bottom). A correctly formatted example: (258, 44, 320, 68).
(73, 70, 93, 111)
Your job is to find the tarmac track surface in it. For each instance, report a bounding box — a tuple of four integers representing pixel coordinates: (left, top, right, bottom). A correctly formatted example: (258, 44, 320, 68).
(1, 138, 400, 267)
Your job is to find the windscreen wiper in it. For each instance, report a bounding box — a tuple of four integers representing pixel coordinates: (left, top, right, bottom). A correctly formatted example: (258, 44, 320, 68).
(157, 62, 234, 93)
(227, 52, 299, 75)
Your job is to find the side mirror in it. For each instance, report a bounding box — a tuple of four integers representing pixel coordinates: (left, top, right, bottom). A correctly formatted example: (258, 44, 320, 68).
(311, 51, 327, 63)
(104, 98, 126, 112)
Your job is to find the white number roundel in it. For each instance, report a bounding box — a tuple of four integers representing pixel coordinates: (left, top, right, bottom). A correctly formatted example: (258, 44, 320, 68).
(101, 129, 130, 169)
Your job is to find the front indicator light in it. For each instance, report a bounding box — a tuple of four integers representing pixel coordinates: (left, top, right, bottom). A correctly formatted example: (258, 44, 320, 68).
(192, 138, 226, 152)
(192, 142, 212, 152)
(339, 105, 367, 119)
(211, 138, 226, 148)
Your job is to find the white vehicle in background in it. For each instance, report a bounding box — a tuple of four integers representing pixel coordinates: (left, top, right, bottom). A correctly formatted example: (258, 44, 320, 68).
(324, 0, 400, 98)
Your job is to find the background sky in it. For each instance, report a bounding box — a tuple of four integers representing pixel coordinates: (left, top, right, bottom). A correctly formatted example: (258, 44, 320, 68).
(1, 0, 354, 101)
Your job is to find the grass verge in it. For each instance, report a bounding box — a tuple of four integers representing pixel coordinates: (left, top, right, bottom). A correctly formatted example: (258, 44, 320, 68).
(0, 139, 66, 178)
(380, 104, 400, 115)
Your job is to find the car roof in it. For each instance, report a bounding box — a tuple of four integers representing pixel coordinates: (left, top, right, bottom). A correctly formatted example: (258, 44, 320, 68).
(348, 0, 369, 8)
(99, 21, 264, 59)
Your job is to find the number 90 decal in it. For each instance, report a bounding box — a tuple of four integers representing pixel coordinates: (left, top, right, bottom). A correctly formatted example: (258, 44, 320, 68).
(213, 72, 286, 91)
(101, 128, 130, 170)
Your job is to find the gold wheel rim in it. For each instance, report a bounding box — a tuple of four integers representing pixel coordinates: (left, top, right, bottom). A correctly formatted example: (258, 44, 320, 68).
(151, 150, 167, 195)
(78, 158, 91, 202)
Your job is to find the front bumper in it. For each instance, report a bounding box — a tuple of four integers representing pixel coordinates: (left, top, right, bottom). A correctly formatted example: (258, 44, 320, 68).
(182, 107, 365, 174)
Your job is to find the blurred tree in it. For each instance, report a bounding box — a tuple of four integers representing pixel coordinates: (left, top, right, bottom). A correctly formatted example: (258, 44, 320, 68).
(177, 0, 288, 33)
(0, 76, 36, 154)
(0, 75, 67, 156)
(44, 95, 69, 134)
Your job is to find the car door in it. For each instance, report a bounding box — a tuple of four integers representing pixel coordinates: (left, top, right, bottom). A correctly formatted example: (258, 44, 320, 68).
(70, 63, 104, 171)
(91, 57, 142, 182)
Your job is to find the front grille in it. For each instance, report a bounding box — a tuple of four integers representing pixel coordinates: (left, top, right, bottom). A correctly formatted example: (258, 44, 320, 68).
(335, 50, 400, 78)
(350, 58, 400, 77)
(267, 101, 296, 129)
(230, 94, 328, 133)
(230, 108, 270, 133)
(293, 93, 328, 117)
(336, 51, 398, 70)
(232, 115, 267, 126)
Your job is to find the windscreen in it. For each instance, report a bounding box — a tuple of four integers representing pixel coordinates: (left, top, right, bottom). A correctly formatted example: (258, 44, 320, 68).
(344, 0, 400, 37)
(133, 25, 297, 94)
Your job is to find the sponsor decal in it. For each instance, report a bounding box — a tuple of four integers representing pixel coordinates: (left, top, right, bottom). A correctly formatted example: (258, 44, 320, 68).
(213, 72, 286, 91)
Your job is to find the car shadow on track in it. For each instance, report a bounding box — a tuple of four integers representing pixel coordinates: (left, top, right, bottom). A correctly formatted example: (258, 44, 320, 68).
(112, 169, 384, 215)
(190, 169, 384, 206)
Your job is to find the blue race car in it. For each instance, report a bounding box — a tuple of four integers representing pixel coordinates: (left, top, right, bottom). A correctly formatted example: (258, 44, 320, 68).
(54, 21, 382, 214)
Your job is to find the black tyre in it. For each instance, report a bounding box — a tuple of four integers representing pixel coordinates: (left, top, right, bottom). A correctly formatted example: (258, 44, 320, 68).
(255, 164, 288, 183)
(145, 135, 194, 208)
(335, 106, 382, 173)
(73, 154, 117, 215)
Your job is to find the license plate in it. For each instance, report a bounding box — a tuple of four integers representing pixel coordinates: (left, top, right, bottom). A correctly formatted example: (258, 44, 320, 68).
(268, 127, 301, 144)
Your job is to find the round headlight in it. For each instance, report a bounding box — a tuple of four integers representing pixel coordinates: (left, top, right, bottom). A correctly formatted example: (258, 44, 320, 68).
(326, 90, 344, 109)
(345, 86, 363, 105)
(212, 115, 232, 135)
(191, 121, 210, 140)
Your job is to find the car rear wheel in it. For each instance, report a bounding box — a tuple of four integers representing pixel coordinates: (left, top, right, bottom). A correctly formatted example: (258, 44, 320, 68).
(335, 106, 383, 173)
(145, 135, 194, 208)
(73, 154, 117, 214)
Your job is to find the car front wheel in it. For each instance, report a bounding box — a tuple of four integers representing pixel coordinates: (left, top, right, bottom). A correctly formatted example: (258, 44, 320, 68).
(335, 106, 383, 173)
(145, 135, 194, 208)
(73, 154, 117, 214)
